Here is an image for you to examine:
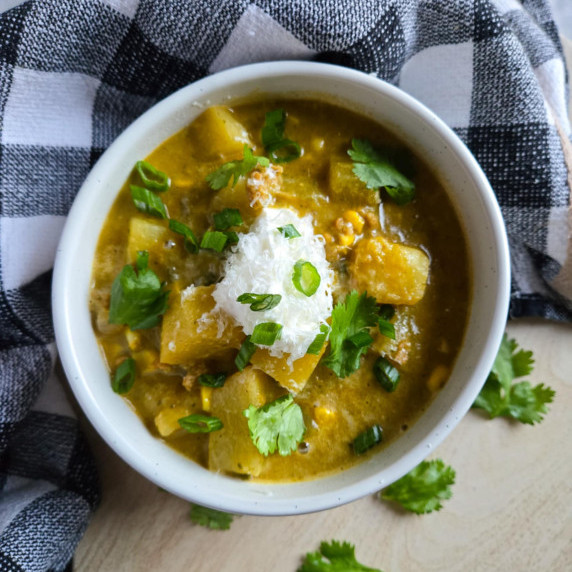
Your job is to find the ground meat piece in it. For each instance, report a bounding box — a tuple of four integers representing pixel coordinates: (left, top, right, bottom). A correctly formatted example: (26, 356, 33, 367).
(246, 164, 283, 208)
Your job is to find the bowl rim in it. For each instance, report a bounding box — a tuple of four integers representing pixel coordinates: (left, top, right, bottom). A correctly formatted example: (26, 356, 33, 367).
(53, 60, 510, 515)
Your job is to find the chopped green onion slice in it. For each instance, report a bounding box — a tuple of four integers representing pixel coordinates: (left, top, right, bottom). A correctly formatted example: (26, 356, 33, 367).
(292, 260, 321, 297)
(200, 231, 228, 252)
(347, 331, 374, 348)
(237, 293, 282, 312)
(378, 320, 396, 340)
(267, 139, 301, 164)
(130, 185, 168, 219)
(197, 373, 227, 388)
(374, 356, 400, 392)
(378, 304, 395, 320)
(235, 336, 257, 371)
(306, 324, 330, 355)
(213, 208, 243, 230)
(250, 322, 283, 346)
(224, 230, 239, 246)
(169, 219, 199, 253)
(277, 224, 301, 239)
(135, 160, 170, 192)
(353, 424, 383, 455)
(112, 358, 136, 394)
(178, 414, 223, 433)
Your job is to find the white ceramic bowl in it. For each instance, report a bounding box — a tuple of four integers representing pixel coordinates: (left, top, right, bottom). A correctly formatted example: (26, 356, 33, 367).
(53, 61, 510, 515)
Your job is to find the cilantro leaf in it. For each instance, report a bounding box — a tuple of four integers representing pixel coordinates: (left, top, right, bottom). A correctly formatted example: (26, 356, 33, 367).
(348, 139, 415, 205)
(380, 459, 455, 514)
(472, 334, 554, 424)
(322, 291, 379, 378)
(244, 394, 305, 456)
(299, 540, 382, 572)
(108, 251, 169, 330)
(205, 145, 269, 190)
(189, 504, 234, 530)
(261, 108, 301, 163)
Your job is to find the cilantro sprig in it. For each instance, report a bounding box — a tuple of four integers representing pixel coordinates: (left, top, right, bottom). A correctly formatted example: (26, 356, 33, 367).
(473, 334, 555, 424)
(205, 145, 269, 190)
(322, 291, 379, 378)
(261, 108, 301, 163)
(299, 540, 382, 572)
(348, 139, 415, 205)
(380, 459, 455, 514)
(244, 394, 305, 456)
(189, 504, 234, 530)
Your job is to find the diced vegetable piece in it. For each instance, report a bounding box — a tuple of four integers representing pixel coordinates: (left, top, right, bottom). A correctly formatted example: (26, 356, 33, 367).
(328, 161, 381, 206)
(250, 343, 326, 394)
(154, 406, 190, 437)
(350, 236, 430, 305)
(208, 367, 283, 476)
(201, 386, 213, 412)
(190, 106, 252, 160)
(160, 285, 244, 365)
(127, 217, 170, 263)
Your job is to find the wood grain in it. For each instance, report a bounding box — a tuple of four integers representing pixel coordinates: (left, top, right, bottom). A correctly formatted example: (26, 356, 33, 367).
(74, 319, 572, 571)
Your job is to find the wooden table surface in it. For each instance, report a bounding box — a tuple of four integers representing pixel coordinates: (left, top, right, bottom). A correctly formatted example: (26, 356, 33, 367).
(74, 319, 572, 572)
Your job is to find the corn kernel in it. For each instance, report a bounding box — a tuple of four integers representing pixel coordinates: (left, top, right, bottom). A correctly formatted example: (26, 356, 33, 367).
(314, 406, 335, 425)
(311, 137, 325, 152)
(339, 233, 354, 247)
(427, 365, 450, 392)
(125, 329, 142, 351)
(201, 386, 213, 412)
(344, 210, 365, 233)
(133, 349, 158, 372)
(154, 406, 189, 437)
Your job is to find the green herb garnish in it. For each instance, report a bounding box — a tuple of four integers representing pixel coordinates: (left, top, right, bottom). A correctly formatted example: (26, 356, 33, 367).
(168, 219, 199, 253)
(235, 336, 257, 371)
(213, 208, 243, 230)
(306, 324, 331, 355)
(205, 145, 269, 190)
(130, 185, 168, 219)
(108, 251, 169, 330)
(322, 291, 378, 378)
(244, 394, 305, 456)
(473, 334, 555, 424)
(178, 414, 223, 433)
(277, 224, 301, 239)
(112, 358, 136, 394)
(353, 424, 383, 455)
(373, 356, 400, 392)
(292, 260, 321, 297)
(197, 373, 227, 388)
(237, 293, 282, 312)
(380, 459, 455, 514)
(189, 504, 234, 530)
(261, 108, 301, 163)
(135, 160, 170, 192)
(250, 322, 283, 346)
(377, 304, 396, 339)
(348, 139, 415, 205)
(200, 230, 228, 252)
(299, 540, 382, 572)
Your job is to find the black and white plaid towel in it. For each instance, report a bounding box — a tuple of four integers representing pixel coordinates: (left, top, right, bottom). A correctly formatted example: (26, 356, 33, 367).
(1, 0, 570, 570)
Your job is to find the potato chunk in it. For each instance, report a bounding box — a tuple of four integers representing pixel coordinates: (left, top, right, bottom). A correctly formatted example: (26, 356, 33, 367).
(350, 236, 430, 305)
(250, 344, 326, 394)
(328, 161, 380, 206)
(189, 106, 251, 160)
(127, 217, 170, 263)
(160, 285, 244, 364)
(209, 367, 283, 476)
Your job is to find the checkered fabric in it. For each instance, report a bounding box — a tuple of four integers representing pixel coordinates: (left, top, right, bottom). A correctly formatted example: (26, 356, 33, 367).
(0, 0, 570, 570)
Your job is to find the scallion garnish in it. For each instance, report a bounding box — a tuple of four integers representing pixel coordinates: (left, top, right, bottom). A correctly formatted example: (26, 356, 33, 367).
(347, 331, 374, 348)
(169, 219, 199, 253)
(306, 324, 330, 355)
(224, 230, 239, 246)
(277, 224, 301, 239)
(353, 424, 383, 455)
(112, 358, 136, 394)
(374, 356, 400, 392)
(237, 293, 282, 312)
(200, 231, 228, 252)
(292, 260, 320, 297)
(261, 109, 301, 164)
(130, 185, 168, 219)
(197, 373, 227, 388)
(135, 160, 170, 192)
(213, 208, 243, 230)
(250, 322, 283, 346)
(235, 336, 257, 371)
(178, 414, 223, 433)
(377, 304, 396, 339)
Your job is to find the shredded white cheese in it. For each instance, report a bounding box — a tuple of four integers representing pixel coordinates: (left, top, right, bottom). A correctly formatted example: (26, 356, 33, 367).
(213, 207, 333, 362)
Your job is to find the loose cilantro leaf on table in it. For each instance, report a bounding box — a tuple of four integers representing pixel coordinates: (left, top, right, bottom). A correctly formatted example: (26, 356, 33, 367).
(348, 138, 415, 205)
(189, 503, 234, 530)
(109, 251, 169, 330)
(380, 459, 455, 514)
(205, 145, 269, 190)
(244, 394, 305, 456)
(299, 540, 382, 572)
(322, 291, 379, 378)
(472, 334, 555, 424)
